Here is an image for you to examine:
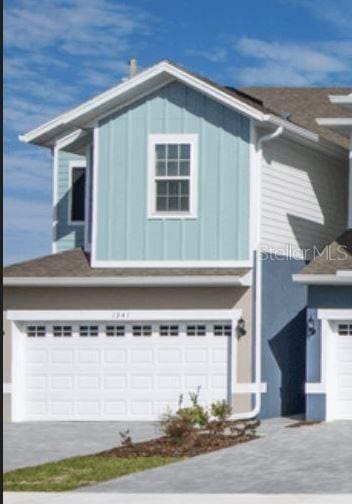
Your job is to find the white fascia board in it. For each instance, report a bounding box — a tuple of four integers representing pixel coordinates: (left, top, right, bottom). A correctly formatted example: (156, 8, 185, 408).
(7, 308, 242, 322)
(317, 309, 352, 320)
(19, 61, 266, 146)
(336, 270, 352, 276)
(329, 94, 352, 107)
(292, 273, 352, 285)
(316, 118, 352, 127)
(4, 275, 252, 287)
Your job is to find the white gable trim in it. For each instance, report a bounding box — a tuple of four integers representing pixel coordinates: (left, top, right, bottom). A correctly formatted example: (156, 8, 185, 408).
(19, 61, 266, 146)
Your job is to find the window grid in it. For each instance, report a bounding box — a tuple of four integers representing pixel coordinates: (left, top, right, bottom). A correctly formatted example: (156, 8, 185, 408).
(154, 142, 191, 213)
(132, 325, 152, 337)
(26, 325, 46, 338)
(53, 325, 72, 337)
(106, 325, 125, 337)
(186, 325, 206, 337)
(159, 325, 179, 336)
(213, 325, 232, 336)
(79, 325, 99, 337)
(338, 323, 352, 336)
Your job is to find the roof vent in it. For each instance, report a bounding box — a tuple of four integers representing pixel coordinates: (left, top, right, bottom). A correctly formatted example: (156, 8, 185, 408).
(281, 111, 292, 121)
(128, 58, 138, 79)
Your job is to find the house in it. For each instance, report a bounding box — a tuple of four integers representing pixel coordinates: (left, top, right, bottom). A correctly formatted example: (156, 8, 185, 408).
(293, 93, 352, 421)
(3, 60, 351, 422)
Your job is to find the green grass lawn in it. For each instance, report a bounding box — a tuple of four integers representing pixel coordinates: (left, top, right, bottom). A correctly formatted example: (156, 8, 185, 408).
(4, 455, 182, 492)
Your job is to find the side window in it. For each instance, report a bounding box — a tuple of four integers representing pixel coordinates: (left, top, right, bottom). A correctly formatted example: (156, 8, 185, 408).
(70, 164, 86, 223)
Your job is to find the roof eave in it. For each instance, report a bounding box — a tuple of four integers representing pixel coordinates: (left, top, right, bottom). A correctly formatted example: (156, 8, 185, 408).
(19, 60, 266, 148)
(4, 274, 252, 287)
(292, 273, 352, 285)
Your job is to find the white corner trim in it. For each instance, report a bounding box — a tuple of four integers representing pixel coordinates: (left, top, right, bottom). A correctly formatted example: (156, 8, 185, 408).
(292, 273, 352, 285)
(91, 124, 99, 264)
(68, 160, 87, 226)
(147, 133, 198, 219)
(305, 382, 326, 394)
(317, 309, 352, 320)
(52, 144, 59, 253)
(3, 383, 12, 394)
(7, 308, 242, 322)
(4, 275, 252, 287)
(233, 382, 267, 394)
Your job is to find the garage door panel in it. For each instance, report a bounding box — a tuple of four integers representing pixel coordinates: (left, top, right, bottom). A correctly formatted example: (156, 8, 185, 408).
(22, 321, 232, 421)
(103, 375, 127, 389)
(157, 348, 182, 364)
(50, 375, 74, 390)
(103, 349, 127, 364)
(50, 402, 74, 416)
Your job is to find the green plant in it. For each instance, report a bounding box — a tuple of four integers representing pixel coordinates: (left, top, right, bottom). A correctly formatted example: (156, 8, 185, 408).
(159, 411, 195, 444)
(210, 400, 232, 422)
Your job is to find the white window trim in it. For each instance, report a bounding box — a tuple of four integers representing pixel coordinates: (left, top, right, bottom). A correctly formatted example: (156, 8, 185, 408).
(147, 133, 198, 219)
(68, 160, 87, 226)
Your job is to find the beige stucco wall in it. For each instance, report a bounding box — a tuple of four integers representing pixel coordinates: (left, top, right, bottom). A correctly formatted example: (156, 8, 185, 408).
(3, 285, 253, 420)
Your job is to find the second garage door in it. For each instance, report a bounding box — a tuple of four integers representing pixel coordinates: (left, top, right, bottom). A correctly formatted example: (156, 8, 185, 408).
(331, 321, 352, 420)
(21, 320, 233, 421)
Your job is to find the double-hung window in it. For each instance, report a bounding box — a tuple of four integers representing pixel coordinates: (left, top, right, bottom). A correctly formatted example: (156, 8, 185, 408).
(148, 134, 198, 218)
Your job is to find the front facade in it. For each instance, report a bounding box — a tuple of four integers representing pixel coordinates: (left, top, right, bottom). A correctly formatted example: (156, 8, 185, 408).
(294, 93, 352, 421)
(3, 60, 351, 422)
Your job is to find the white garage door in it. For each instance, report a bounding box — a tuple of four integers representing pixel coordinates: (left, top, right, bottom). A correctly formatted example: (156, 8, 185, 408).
(21, 321, 232, 421)
(333, 321, 352, 420)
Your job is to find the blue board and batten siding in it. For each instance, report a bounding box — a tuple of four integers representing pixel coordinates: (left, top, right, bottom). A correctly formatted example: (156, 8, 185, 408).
(54, 150, 85, 252)
(94, 81, 250, 262)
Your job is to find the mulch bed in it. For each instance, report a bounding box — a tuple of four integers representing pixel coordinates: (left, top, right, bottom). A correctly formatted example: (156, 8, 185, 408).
(99, 421, 259, 458)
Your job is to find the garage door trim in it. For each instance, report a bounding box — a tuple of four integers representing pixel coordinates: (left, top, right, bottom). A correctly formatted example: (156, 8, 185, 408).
(9, 309, 242, 422)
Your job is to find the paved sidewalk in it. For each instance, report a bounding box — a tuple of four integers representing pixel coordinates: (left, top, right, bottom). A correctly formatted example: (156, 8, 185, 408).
(3, 421, 159, 471)
(4, 493, 352, 504)
(85, 418, 352, 494)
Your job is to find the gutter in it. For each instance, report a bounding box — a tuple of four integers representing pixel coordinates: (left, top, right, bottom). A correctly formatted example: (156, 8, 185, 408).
(292, 273, 352, 285)
(231, 125, 284, 421)
(3, 273, 252, 288)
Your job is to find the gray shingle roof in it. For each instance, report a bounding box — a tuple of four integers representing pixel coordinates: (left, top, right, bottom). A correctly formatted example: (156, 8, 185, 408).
(3, 248, 250, 278)
(241, 87, 352, 149)
(299, 229, 352, 275)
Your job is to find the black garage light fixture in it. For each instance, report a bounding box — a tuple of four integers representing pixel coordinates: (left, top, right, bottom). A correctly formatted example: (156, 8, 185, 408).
(236, 317, 247, 337)
(307, 316, 316, 336)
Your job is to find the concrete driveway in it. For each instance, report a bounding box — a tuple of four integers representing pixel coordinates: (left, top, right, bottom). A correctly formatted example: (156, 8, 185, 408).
(85, 418, 352, 494)
(3, 421, 159, 472)
(4, 418, 352, 494)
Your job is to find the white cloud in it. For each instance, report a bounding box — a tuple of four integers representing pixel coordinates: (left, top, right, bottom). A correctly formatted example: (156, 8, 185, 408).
(4, 195, 52, 265)
(233, 37, 352, 86)
(286, 0, 352, 34)
(187, 47, 227, 63)
(4, 0, 154, 263)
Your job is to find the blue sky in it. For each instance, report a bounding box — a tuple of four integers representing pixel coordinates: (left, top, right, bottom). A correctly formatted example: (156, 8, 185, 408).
(4, 0, 352, 265)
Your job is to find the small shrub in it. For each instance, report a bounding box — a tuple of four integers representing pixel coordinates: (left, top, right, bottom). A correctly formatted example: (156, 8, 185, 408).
(119, 429, 132, 446)
(160, 411, 195, 444)
(210, 400, 232, 422)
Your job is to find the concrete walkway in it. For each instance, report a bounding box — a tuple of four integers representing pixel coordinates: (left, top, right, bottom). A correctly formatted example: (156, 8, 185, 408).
(3, 421, 159, 472)
(3, 493, 352, 504)
(85, 418, 352, 494)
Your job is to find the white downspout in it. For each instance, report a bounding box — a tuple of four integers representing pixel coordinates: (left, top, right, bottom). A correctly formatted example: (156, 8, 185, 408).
(230, 125, 284, 420)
